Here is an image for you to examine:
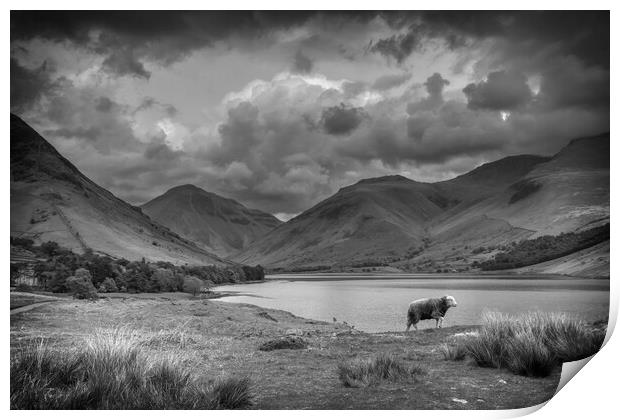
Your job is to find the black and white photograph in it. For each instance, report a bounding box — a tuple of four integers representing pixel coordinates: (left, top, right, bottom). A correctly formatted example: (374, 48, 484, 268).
(8, 6, 612, 411)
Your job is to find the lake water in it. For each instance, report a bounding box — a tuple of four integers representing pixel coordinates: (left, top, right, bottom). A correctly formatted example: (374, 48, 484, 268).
(212, 274, 610, 333)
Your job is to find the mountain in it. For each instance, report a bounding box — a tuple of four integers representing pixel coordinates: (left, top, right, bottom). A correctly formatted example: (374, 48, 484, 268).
(141, 184, 282, 256)
(10, 114, 229, 265)
(235, 134, 609, 270)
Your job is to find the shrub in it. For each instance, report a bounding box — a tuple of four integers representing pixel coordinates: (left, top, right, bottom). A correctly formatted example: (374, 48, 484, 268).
(10, 330, 253, 409)
(460, 312, 605, 377)
(337, 354, 425, 388)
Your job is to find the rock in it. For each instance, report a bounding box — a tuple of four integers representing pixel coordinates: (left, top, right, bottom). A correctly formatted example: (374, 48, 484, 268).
(452, 398, 468, 404)
(285, 328, 303, 336)
(498, 379, 507, 384)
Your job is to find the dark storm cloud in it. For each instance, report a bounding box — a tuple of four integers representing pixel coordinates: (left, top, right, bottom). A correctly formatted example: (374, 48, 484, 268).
(10, 11, 376, 78)
(372, 73, 412, 91)
(370, 11, 609, 69)
(538, 58, 610, 110)
(95, 96, 115, 112)
(370, 31, 420, 64)
(10, 58, 58, 113)
(463, 70, 532, 111)
(102, 48, 151, 79)
(321, 103, 368, 136)
(292, 50, 313, 74)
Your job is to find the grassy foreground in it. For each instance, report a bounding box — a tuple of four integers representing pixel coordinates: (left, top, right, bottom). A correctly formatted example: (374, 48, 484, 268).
(10, 293, 602, 409)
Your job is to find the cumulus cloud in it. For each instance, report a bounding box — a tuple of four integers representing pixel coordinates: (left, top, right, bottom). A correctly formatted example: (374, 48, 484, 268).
(10, 11, 609, 217)
(463, 70, 532, 110)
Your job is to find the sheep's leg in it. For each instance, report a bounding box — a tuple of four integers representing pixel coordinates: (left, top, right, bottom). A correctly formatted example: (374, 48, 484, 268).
(435, 318, 439, 328)
(438, 317, 444, 328)
(406, 321, 411, 332)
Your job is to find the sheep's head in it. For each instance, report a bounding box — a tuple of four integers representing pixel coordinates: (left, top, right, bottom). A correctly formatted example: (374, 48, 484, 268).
(443, 296, 458, 308)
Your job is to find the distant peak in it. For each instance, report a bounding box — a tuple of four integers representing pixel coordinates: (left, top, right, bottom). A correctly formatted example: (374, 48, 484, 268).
(168, 184, 203, 193)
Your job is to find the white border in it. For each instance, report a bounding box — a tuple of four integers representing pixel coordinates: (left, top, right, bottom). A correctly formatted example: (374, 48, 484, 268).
(3, 2, 617, 419)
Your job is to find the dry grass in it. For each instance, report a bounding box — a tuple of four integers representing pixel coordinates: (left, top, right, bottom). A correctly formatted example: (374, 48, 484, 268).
(460, 312, 605, 377)
(10, 328, 252, 409)
(337, 353, 427, 388)
(141, 328, 196, 349)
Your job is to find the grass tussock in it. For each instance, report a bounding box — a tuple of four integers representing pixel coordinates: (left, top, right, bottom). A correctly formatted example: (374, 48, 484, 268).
(11, 329, 253, 409)
(337, 353, 427, 388)
(440, 343, 468, 361)
(460, 312, 605, 377)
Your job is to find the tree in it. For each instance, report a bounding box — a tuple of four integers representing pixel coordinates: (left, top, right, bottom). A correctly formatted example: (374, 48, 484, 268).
(151, 268, 176, 292)
(40, 241, 61, 256)
(66, 268, 98, 299)
(98, 277, 118, 293)
(183, 275, 204, 296)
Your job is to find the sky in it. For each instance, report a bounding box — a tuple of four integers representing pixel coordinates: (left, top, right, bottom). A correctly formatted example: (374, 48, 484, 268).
(10, 11, 610, 220)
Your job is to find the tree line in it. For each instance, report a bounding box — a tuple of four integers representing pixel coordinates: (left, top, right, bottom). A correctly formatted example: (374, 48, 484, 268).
(477, 223, 609, 271)
(10, 238, 264, 298)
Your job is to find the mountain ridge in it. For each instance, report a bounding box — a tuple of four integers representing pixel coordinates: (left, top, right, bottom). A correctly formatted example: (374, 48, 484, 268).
(234, 133, 608, 269)
(10, 114, 230, 266)
(141, 183, 282, 256)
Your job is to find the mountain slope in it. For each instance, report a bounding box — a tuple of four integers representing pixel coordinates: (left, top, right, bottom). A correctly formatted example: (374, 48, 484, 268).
(234, 175, 447, 267)
(236, 134, 608, 269)
(10, 114, 229, 265)
(141, 184, 282, 256)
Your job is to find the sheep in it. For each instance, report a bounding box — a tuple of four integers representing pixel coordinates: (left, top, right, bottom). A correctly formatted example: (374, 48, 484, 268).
(406, 295, 458, 332)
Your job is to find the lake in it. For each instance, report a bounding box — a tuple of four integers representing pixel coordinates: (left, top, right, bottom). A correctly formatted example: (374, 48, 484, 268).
(212, 274, 610, 333)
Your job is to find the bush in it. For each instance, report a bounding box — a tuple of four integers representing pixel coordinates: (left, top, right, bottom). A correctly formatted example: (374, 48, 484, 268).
(460, 312, 605, 377)
(337, 354, 426, 388)
(66, 268, 98, 300)
(10, 330, 253, 409)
